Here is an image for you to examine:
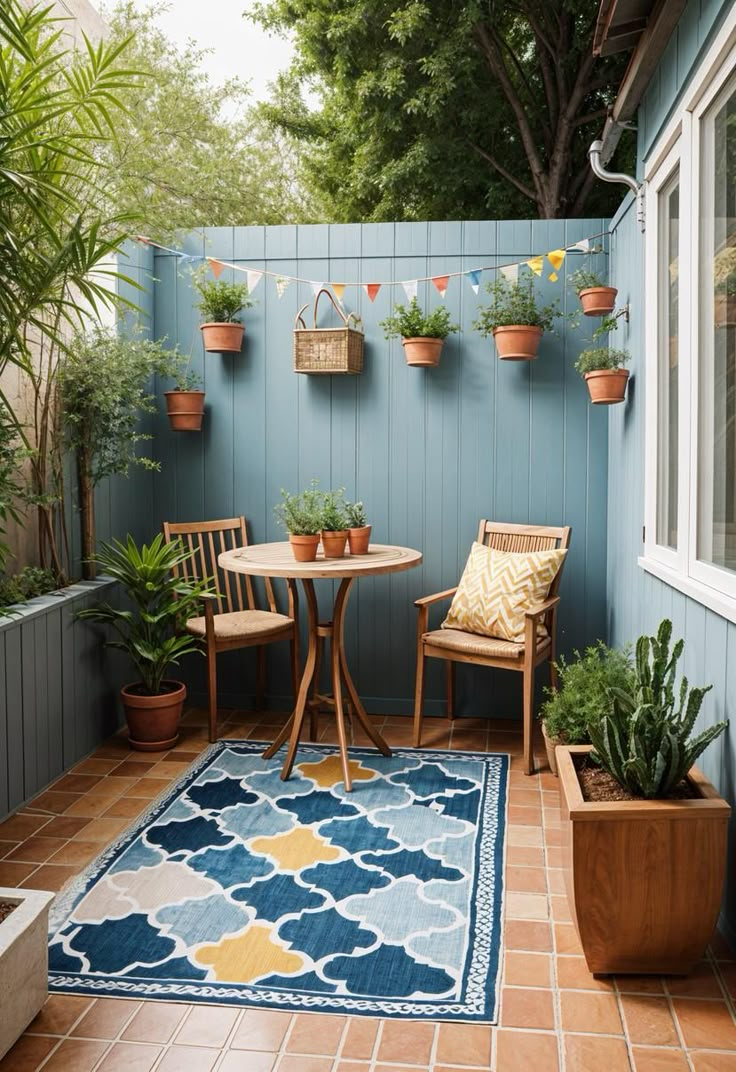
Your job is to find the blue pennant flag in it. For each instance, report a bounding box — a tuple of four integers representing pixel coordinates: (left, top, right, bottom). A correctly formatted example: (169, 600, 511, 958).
(466, 270, 482, 295)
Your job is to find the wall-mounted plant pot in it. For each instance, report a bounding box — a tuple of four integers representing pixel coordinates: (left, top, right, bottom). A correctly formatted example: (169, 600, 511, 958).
(493, 325, 543, 361)
(402, 337, 444, 367)
(321, 530, 348, 559)
(289, 534, 320, 562)
(120, 679, 186, 751)
(348, 525, 371, 555)
(0, 886, 55, 1059)
(584, 368, 629, 404)
(164, 390, 205, 431)
(579, 286, 618, 316)
(715, 294, 736, 328)
(200, 322, 244, 353)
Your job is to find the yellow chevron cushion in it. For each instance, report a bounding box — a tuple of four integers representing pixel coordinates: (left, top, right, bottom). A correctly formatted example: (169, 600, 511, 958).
(442, 542, 566, 643)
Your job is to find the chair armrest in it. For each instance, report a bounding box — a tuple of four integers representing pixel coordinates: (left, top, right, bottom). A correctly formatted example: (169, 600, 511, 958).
(414, 587, 458, 608)
(524, 595, 561, 620)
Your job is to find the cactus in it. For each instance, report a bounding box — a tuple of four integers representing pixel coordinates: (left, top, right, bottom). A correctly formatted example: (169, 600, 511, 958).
(588, 620, 727, 798)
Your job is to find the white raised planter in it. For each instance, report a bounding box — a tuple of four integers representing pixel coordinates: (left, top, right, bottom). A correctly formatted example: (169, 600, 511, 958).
(0, 887, 54, 1059)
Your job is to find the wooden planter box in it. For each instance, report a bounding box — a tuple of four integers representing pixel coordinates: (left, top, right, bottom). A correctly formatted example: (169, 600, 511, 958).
(558, 745, 730, 975)
(0, 887, 54, 1058)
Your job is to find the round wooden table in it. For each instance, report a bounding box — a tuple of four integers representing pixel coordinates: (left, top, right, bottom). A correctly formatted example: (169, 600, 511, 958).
(218, 542, 422, 790)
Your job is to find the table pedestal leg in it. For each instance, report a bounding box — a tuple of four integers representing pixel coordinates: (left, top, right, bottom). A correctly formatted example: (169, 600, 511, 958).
(262, 579, 318, 768)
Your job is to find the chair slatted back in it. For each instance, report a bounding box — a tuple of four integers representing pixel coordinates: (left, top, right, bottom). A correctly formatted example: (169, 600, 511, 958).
(162, 517, 276, 616)
(477, 520, 572, 598)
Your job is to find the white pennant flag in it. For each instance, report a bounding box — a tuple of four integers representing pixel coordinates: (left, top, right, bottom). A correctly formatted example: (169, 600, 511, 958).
(246, 270, 263, 294)
(311, 281, 325, 296)
(499, 263, 519, 283)
(574, 239, 591, 252)
(275, 276, 290, 299)
(402, 279, 418, 302)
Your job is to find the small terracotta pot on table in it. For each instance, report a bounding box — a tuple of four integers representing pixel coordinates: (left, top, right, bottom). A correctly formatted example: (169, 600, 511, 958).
(321, 530, 349, 558)
(348, 526, 372, 555)
(289, 534, 320, 562)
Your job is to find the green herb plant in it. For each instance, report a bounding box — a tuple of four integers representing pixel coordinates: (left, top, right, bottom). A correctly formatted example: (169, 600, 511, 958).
(574, 348, 630, 376)
(380, 298, 459, 340)
(569, 266, 607, 293)
(195, 278, 254, 323)
(171, 367, 203, 392)
(473, 276, 562, 335)
(321, 488, 348, 532)
(541, 641, 635, 744)
(589, 619, 728, 798)
(346, 501, 367, 528)
(0, 566, 57, 616)
(275, 481, 324, 536)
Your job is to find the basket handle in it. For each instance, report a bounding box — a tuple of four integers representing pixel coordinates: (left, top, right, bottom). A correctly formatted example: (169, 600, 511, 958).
(295, 303, 309, 330)
(312, 287, 348, 327)
(294, 289, 362, 331)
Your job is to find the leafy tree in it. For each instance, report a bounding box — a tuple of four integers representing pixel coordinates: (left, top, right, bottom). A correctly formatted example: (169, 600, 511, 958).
(252, 0, 632, 221)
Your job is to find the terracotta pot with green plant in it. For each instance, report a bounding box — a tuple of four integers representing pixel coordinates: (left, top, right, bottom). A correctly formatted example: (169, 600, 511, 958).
(380, 297, 459, 366)
(78, 535, 210, 751)
(575, 347, 630, 404)
(473, 276, 561, 360)
(346, 500, 371, 554)
(164, 369, 205, 431)
(559, 620, 729, 975)
(570, 266, 618, 316)
(320, 488, 349, 558)
(195, 277, 254, 352)
(540, 641, 634, 775)
(275, 482, 323, 562)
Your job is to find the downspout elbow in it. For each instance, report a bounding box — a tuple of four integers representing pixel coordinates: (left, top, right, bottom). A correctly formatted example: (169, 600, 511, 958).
(588, 139, 646, 231)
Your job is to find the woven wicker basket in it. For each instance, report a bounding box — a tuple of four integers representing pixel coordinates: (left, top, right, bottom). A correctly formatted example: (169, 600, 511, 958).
(294, 288, 364, 375)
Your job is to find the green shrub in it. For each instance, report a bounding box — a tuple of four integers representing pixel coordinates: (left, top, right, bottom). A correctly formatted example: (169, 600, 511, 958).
(569, 267, 607, 293)
(541, 641, 635, 744)
(473, 276, 561, 334)
(195, 279, 254, 323)
(574, 347, 630, 376)
(0, 566, 58, 614)
(380, 298, 459, 340)
(275, 481, 323, 536)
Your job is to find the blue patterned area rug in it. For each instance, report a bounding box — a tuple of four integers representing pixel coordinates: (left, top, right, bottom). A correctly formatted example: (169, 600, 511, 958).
(48, 741, 509, 1022)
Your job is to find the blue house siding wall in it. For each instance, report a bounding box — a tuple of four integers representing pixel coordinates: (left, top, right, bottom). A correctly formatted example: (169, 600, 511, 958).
(145, 220, 611, 716)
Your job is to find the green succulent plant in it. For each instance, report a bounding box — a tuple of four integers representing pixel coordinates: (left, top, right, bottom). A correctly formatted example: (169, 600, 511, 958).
(346, 500, 367, 528)
(589, 619, 727, 799)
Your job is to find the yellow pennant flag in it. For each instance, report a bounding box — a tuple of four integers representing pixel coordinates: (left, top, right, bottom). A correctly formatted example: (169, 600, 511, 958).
(331, 283, 346, 301)
(526, 256, 543, 276)
(548, 272, 558, 282)
(547, 249, 566, 272)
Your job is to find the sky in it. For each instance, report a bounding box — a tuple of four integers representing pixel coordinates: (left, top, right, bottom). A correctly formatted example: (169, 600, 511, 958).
(124, 0, 296, 102)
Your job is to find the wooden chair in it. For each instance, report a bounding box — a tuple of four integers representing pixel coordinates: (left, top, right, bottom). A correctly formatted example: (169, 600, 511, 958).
(413, 520, 572, 774)
(162, 517, 300, 742)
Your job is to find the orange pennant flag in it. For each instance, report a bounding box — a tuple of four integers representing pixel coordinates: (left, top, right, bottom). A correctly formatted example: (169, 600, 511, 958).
(432, 275, 450, 298)
(208, 258, 224, 279)
(364, 283, 381, 302)
(331, 283, 346, 301)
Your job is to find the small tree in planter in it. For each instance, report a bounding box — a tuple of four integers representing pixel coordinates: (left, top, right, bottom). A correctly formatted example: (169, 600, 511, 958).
(275, 482, 324, 561)
(164, 367, 205, 431)
(320, 488, 349, 558)
(569, 266, 618, 316)
(473, 276, 561, 360)
(558, 619, 729, 975)
(346, 500, 371, 554)
(574, 346, 630, 404)
(78, 534, 210, 751)
(195, 277, 254, 352)
(380, 297, 459, 366)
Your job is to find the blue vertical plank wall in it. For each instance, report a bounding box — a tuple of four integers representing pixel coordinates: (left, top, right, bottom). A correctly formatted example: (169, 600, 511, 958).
(147, 219, 611, 716)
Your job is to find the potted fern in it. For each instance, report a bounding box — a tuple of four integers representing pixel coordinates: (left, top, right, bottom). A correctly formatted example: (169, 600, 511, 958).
(346, 500, 371, 554)
(275, 482, 323, 562)
(557, 620, 729, 975)
(473, 276, 561, 360)
(164, 368, 205, 431)
(575, 347, 630, 404)
(569, 266, 618, 316)
(195, 277, 254, 353)
(380, 297, 459, 366)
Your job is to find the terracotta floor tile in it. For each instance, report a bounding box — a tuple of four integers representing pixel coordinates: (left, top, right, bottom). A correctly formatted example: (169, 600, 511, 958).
(554, 923, 584, 955)
(632, 1047, 691, 1071)
(52, 772, 102, 794)
(616, 975, 666, 994)
(6, 835, 66, 862)
(161, 750, 201, 763)
(503, 920, 553, 952)
(672, 999, 736, 1049)
(507, 825, 544, 848)
(71, 998, 141, 1039)
(155, 1046, 221, 1072)
(40, 815, 92, 839)
(500, 987, 555, 1030)
(621, 995, 679, 1045)
(28, 994, 93, 1035)
(41, 1038, 110, 1071)
(121, 1001, 187, 1043)
(508, 787, 541, 805)
(376, 1021, 435, 1064)
(374, 1066, 428, 1072)
(0, 860, 37, 885)
(504, 951, 552, 987)
(339, 1018, 379, 1060)
(0, 813, 49, 840)
(63, 794, 122, 818)
(505, 892, 548, 921)
(508, 805, 543, 825)
(286, 1013, 346, 1055)
(435, 1022, 492, 1065)
(506, 845, 545, 868)
(556, 956, 614, 991)
(334, 1064, 371, 1072)
(175, 1005, 240, 1048)
(77, 817, 130, 841)
(506, 865, 547, 893)
(19, 863, 79, 891)
(46, 839, 100, 866)
(547, 869, 565, 894)
(712, 931, 736, 961)
(128, 778, 171, 798)
(564, 1034, 631, 1072)
(277, 1058, 332, 1072)
(95, 1042, 162, 1071)
(72, 758, 124, 776)
(690, 1053, 736, 1071)
(0, 839, 19, 856)
(26, 789, 80, 813)
(666, 962, 722, 999)
(546, 846, 563, 868)
(0, 1033, 58, 1071)
(230, 1010, 292, 1051)
(103, 797, 148, 819)
(495, 1029, 559, 1071)
(113, 760, 158, 778)
(560, 990, 622, 1034)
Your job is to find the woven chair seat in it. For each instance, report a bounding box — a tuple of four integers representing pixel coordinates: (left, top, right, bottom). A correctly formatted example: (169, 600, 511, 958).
(187, 609, 295, 641)
(423, 629, 551, 660)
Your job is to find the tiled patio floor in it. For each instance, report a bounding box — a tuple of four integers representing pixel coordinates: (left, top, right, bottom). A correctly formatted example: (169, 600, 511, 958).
(1, 709, 735, 1071)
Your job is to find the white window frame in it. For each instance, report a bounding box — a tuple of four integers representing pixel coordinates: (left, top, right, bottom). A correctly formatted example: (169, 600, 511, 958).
(640, 6, 736, 623)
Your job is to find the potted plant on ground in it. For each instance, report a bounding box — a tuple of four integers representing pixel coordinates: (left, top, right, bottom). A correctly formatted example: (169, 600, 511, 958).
(346, 500, 371, 554)
(275, 482, 323, 562)
(379, 297, 459, 366)
(195, 277, 254, 353)
(558, 619, 729, 975)
(574, 346, 630, 404)
(0, 887, 55, 1059)
(540, 641, 634, 775)
(78, 534, 210, 751)
(320, 488, 349, 558)
(473, 276, 561, 360)
(164, 368, 205, 431)
(570, 266, 618, 316)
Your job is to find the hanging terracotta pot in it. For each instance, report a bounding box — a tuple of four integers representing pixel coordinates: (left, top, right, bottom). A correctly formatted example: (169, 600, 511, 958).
(493, 325, 543, 361)
(348, 525, 371, 555)
(402, 337, 444, 367)
(579, 286, 618, 316)
(200, 322, 244, 353)
(321, 530, 348, 558)
(715, 294, 736, 328)
(584, 368, 629, 404)
(289, 534, 320, 562)
(164, 390, 205, 431)
(120, 679, 185, 751)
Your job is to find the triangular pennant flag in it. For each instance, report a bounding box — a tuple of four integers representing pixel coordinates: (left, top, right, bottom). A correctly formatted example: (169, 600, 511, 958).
(275, 276, 290, 299)
(331, 283, 346, 301)
(432, 275, 450, 298)
(246, 270, 263, 293)
(208, 258, 224, 279)
(499, 263, 519, 283)
(547, 249, 566, 272)
(364, 283, 381, 303)
(526, 256, 543, 277)
(402, 279, 418, 302)
(574, 239, 591, 252)
(311, 281, 325, 296)
(466, 269, 482, 295)
(548, 272, 558, 282)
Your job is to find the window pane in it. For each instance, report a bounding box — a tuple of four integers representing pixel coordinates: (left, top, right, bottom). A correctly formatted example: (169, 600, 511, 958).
(657, 172, 679, 548)
(698, 77, 736, 573)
